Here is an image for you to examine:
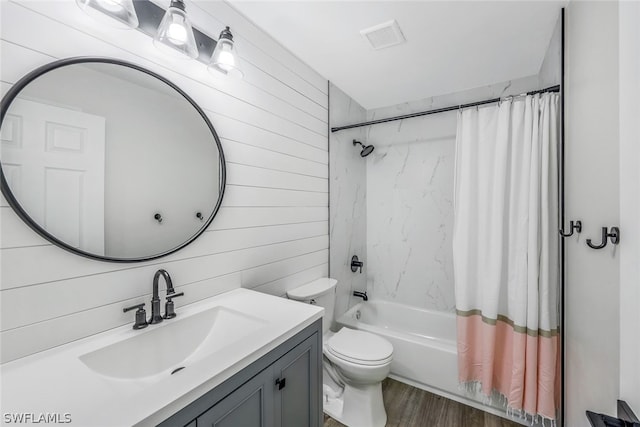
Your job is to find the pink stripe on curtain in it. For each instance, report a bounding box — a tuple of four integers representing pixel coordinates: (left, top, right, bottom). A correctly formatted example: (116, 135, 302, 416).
(457, 315, 560, 420)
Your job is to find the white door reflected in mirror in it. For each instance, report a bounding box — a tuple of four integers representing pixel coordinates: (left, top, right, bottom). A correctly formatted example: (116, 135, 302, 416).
(1, 99, 106, 254)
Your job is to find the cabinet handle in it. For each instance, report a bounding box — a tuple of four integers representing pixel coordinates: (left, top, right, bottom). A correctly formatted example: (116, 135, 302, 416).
(276, 378, 286, 390)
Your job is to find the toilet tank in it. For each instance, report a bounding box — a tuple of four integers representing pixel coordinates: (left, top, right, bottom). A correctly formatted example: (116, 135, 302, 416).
(287, 278, 337, 333)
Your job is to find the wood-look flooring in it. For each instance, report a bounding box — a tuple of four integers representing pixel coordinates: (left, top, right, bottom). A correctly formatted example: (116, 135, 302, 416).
(323, 378, 521, 427)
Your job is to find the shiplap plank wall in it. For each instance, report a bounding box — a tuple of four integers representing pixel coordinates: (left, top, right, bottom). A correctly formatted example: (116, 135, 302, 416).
(0, 0, 329, 363)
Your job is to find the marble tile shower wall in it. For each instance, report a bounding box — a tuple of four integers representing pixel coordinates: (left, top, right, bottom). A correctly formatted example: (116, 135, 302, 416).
(329, 83, 367, 323)
(364, 76, 542, 312)
(365, 114, 456, 311)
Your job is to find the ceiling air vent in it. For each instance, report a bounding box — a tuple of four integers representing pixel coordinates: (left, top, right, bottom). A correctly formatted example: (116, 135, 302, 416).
(360, 20, 406, 50)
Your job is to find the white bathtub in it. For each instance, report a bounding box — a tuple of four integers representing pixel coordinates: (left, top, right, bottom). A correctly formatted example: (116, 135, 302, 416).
(337, 300, 524, 423)
(337, 300, 459, 396)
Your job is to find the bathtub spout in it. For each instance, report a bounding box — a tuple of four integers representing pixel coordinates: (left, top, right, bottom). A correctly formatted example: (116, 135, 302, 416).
(353, 291, 368, 301)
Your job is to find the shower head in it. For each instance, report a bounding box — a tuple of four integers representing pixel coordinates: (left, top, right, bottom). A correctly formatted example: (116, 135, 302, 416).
(353, 140, 375, 157)
(360, 145, 375, 157)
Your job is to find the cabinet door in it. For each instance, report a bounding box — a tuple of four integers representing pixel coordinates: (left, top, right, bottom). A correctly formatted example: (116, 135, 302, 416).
(273, 334, 320, 427)
(197, 368, 274, 427)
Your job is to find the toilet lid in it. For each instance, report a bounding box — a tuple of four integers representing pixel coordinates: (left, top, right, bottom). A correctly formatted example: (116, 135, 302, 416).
(326, 328, 393, 364)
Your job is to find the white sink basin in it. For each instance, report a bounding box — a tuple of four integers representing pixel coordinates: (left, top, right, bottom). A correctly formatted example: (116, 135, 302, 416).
(1, 288, 324, 427)
(80, 306, 266, 380)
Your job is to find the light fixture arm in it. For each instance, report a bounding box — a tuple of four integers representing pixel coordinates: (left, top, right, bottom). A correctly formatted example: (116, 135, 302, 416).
(219, 26, 233, 41)
(169, 0, 186, 12)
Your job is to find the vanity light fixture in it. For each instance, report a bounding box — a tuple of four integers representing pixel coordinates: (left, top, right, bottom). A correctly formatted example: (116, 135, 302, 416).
(208, 26, 243, 78)
(76, 0, 139, 30)
(153, 0, 199, 59)
(76, 0, 242, 77)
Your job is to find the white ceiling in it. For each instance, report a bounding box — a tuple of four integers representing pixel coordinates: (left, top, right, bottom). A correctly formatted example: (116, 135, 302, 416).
(228, 0, 566, 109)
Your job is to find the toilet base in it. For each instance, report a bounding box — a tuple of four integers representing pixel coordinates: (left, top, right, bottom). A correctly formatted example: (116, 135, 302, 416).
(323, 382, 387, 427)
(323, 391, 344, 422)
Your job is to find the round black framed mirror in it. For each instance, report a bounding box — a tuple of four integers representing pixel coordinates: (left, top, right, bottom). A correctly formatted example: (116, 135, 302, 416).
(0, 57, 225, 262)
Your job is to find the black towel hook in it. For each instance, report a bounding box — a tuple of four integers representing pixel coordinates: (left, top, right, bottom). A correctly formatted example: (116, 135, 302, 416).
(586, 226, 620, 249)
(559, 220, 582, 237)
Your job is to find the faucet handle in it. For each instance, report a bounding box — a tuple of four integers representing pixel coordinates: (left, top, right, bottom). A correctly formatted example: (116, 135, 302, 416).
(123, 303, 148, 330)
(350, 255, 364, 273)
(123, 303, 145, 312)
(163, 292, 184, 319)
(167, 291, 184, 299)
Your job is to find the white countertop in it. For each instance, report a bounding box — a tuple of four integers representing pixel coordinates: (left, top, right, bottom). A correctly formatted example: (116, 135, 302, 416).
(0, 289, 323, 426)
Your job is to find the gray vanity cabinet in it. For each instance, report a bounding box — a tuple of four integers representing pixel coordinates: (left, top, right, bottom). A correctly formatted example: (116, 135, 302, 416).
(157, 320, 321, 427)
(273, 332, 318, 427)
(197, 368, 274, 427)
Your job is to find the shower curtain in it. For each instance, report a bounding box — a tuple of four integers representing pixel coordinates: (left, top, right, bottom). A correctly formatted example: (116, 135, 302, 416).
(453, 93, 560, 423)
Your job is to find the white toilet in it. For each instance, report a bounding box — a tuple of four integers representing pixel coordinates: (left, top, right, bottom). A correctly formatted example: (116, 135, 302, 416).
(287, 278, 393, 427)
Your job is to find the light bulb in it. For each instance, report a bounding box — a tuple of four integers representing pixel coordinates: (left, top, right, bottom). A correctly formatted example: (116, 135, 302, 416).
(208, 27, 243, 79)
(153, 0, 198, 59)
(216, 50, 235, 71)
(167, 22, 187, 45)
(76, 0, 138, 29)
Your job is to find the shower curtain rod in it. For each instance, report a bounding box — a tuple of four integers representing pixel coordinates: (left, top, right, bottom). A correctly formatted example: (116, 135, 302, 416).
(330, 85, 560, 133)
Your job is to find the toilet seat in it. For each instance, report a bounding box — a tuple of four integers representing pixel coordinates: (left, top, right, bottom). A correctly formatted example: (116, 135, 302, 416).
(326, 328, 393, 366)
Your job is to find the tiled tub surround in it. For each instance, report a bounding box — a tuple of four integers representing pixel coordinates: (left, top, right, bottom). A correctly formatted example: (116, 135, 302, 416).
(364, 75, 543, 313)
(328, 83, 367, 322)
(0, 288, 322, 426)
(365, 118, 456, 312)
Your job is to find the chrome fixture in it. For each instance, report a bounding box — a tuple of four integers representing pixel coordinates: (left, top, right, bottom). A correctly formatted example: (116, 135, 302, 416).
(150, 269, 184, 324)
(76, 0, 139, 29)
(153, 0, 198, 59)
(353, 140, 375, 157)
(208, 26, 243, 78)
(75, 0, 242, 76)
(123, 303, 148, 329)
(350, 255, 364, 273)
(353, 291, 368, 301)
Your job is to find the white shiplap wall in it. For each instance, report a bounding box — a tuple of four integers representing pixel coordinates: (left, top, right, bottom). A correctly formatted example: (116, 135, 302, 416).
(0, 0, 328, 363)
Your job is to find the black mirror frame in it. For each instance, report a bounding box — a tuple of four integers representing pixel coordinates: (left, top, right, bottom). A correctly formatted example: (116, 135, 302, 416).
(0, 57, 226, 263)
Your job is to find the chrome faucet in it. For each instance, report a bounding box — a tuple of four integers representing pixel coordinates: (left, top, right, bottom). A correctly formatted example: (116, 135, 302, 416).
(149, 269, 184, 324)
